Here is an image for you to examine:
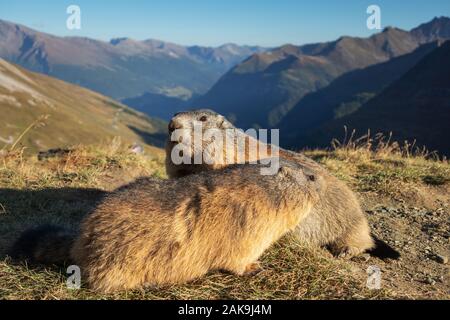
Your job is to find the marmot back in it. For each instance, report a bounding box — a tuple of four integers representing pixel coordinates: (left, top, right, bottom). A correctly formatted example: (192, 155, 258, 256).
(71, 160, 321, 292)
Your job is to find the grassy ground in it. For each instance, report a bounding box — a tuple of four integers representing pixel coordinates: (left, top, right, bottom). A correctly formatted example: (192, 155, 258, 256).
(0, 137, 448, 300)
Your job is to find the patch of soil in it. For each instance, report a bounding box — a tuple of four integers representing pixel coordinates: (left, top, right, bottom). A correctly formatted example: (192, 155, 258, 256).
(352, 189, 449, 299)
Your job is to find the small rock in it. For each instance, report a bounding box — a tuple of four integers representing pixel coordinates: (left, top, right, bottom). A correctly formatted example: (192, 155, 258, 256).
(361, 253, 371, 262)
(426, 277, 436, 285)
(130, 144, 144, 154)
(435, 254, 448, 264)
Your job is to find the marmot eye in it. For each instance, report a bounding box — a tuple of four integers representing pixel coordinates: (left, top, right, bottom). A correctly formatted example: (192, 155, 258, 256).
(308, 175, 316, 181)
(199, 116, 207, 122)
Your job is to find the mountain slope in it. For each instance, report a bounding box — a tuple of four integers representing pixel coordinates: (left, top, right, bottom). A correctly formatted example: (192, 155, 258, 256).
(302, 41, 450, 157)
(0, 20, 265, 100)
(0, 58, 166, 153)
(280, 41, 441, 147)
(194, 17, 450, 129)
(121, 90, 195, 121)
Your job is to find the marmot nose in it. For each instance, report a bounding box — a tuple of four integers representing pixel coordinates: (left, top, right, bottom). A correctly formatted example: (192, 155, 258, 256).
(168, 120, 183, 133)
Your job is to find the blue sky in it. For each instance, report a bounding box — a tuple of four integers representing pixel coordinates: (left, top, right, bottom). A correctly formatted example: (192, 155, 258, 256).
(1, 0, 449, 46)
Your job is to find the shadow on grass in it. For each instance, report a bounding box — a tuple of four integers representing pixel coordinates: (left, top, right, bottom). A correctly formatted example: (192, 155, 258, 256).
(0, 187, 107, 261)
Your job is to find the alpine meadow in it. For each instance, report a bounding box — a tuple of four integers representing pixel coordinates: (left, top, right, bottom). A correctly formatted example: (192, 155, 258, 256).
(0, 1, 448, 303)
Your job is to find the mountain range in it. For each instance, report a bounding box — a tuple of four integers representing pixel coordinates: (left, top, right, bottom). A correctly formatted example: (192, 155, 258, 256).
(298, 40, 450, 156)
(194, 17, 450, 129)
(1, 17, 449, 156)
(0, 19, 265, 104)
(0, 58, 165, 153)
(279, 41, 441, 146)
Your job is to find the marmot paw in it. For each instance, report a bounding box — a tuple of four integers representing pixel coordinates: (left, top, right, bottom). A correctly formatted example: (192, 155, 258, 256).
(243, 261, 263, 276)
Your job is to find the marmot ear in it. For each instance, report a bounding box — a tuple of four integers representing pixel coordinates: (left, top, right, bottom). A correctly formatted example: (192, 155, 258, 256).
(302, 167, 316, 181)
(220, 117, 233, 129)
(278, 166, 290, 177)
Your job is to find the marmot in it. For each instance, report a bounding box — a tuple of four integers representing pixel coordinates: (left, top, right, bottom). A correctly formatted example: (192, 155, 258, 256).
(13, 160, 322, 292)
(164, 109, 397, 259)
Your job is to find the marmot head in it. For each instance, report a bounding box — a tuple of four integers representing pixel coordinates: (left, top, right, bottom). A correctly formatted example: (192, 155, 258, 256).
(263, 159, 323, 227)
(166, 109, 235, 167)
(276, 159, 324, 195)
(168, 109, 234, 133)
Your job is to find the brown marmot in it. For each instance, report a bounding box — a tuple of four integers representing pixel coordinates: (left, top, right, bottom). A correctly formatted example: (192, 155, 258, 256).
(164, 109, 382, 258)
(12, 160, 320, 292)
(68, 160, 320, 292)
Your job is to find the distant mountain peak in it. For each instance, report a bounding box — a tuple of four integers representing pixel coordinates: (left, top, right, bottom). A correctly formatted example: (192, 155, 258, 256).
(110, 37, 133, 45)
(219, 43, 239, 48)
(411, 16, 450, 42)
(412, 16, 450, 29)
(382, 26, 400, 33)
(431, 16, 450, 23)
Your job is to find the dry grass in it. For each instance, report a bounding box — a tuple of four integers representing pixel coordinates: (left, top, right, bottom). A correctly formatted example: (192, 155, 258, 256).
(304, 130, 449, 197)
(0, 138, 165, 189)
(0, 236, 390, 300)
(0, 136, 448, 300)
